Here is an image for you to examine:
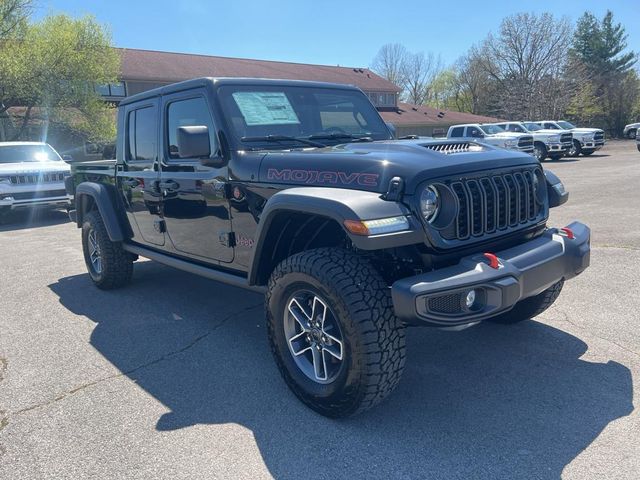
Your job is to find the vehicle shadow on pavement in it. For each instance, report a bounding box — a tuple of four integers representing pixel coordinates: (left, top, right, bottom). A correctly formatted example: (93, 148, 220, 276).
(0, 209, 69, 232)
(49, 263, 633, 480)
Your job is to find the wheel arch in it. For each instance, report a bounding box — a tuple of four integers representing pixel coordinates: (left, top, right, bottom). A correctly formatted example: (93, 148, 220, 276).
(248, 187, 421, 286)
(75, 182, 127, 242)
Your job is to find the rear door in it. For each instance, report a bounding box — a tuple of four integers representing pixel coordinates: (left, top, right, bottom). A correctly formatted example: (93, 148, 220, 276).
(117, 99, 164, 246)
(159, 90, 234, 262)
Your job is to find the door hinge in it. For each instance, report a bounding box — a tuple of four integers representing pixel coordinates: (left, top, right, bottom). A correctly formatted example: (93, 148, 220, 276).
(219, 231, 236, 248)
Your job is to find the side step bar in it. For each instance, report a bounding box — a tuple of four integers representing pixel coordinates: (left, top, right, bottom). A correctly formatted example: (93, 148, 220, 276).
(123, 244, 266, 294)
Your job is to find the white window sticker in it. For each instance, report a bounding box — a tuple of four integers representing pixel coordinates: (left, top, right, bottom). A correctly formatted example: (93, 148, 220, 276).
(232, 92, 300, 126)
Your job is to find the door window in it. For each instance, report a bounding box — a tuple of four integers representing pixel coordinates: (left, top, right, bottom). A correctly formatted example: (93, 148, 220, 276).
(468, 127, 483, 138)
(450, 127, 464, 137)
(127, 106, 157, 161)
(166, 97, 217, 159)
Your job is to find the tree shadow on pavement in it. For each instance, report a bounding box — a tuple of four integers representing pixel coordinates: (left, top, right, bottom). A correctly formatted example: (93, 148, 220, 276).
(49, 263, 633, 480)
(0, 209, 69, 232)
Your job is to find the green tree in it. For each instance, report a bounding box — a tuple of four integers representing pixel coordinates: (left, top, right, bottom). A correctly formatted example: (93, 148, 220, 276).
(0, 4, 120, 142)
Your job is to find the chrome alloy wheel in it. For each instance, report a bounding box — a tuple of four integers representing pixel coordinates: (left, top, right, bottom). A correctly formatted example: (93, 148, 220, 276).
(284, 290, 344, 384)
(87, 228, 103, 274)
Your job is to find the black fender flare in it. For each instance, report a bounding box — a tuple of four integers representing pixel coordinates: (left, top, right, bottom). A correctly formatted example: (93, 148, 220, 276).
(75, 182, 125, 242)
(248, 187, 423, 285)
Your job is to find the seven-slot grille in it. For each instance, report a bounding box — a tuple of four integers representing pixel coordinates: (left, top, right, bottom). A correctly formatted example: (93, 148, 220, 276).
(560, 133, 573, 146)
(518, 136, 534, 150)
(445, 168, 544, 241)
(7, 172, 66, 184)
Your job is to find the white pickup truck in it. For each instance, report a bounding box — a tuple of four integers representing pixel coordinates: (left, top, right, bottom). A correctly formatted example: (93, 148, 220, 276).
(536, 120, 605, 157)
(491, 122, 573, 162)
(446, 124, 534, 154)
(0, 142, 72, 220)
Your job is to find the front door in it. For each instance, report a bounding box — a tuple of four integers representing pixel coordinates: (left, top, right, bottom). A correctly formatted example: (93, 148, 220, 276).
(118, 100, 164, 246)
(159, 92, 234, 262)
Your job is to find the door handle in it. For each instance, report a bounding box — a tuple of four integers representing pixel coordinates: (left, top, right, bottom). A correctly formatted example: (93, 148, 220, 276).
(122, 178, 140, 188)
(158, 180, 180, 191)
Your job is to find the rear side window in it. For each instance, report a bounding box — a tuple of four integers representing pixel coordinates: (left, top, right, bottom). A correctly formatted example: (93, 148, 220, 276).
(127, 106, 157, 161)
(450, 127, 464, 137)
(167, 97, 217, 159)
(545, 123, 558, 129)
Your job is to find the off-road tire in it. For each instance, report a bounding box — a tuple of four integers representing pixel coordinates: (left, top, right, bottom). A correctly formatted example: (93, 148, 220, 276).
(568, 140, 582, 157)
(266, 248, 406, 418)
(486, 279, 564, 324)
(82, 210, 134, 289)
(534, 142, 548, 162)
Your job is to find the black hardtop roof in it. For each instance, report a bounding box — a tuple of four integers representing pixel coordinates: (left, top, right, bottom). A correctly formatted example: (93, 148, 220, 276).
(119, 77, 363, 106)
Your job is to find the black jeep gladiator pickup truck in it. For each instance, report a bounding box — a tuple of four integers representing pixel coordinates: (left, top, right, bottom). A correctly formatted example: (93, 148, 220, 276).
(66, 77, 590, 417)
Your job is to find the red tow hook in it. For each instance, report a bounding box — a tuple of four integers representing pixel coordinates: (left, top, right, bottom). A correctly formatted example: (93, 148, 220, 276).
(560, 227, 575, 239)
(483, 252, 500, 269)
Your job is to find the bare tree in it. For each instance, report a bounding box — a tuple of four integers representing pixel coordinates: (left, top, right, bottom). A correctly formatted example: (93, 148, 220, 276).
(370, 43, 409, 89)
(403, 51, 442, 105)
(0, 0, 32, 39)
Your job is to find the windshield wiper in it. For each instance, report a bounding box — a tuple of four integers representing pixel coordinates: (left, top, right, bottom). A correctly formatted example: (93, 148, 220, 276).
(241, 135, 326, 148)
(307, 133, 374, 142)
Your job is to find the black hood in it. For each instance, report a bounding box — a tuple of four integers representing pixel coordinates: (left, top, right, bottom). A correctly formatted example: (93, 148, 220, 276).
(258, 140, 539, 195)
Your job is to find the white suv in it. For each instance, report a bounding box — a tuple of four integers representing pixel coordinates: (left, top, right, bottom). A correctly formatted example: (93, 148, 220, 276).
(536, 120, 605, 157)
(446, 124, 534, 154)
(0, 142, 71, 219)
(491, 122, 573, 162)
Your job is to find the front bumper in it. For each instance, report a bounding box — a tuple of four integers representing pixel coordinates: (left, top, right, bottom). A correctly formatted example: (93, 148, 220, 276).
(580, 140, 604, 151)
(547, 141, 572, 154)
(392, 221, 590, 326)
(0, 190, 72, 209)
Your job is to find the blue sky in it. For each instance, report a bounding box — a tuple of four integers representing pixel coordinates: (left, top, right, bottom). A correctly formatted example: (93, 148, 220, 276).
(36, 0, 639, 68)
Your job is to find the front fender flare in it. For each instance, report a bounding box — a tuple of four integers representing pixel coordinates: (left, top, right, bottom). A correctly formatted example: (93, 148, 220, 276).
(248, 187, 423, 285)
(75, 182, 125, 242)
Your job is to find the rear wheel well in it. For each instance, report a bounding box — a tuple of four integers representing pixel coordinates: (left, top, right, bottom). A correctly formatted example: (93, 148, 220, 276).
(254, 212, 348, 285)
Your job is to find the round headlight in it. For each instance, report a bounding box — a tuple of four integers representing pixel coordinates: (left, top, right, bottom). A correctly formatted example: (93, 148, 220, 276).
(420, 185, 440, 222)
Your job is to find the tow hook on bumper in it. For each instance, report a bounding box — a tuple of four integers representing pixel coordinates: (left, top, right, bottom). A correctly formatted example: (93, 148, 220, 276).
(391, 221, 590, 326)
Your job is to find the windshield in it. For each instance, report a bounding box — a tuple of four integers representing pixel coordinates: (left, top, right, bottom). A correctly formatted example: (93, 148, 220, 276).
(523, 122, 543, 131)
(557, 121, 575, 129)
(0, 144, 62, 164)
(479, 125, 505, 135)
(218, 85, 392, 149)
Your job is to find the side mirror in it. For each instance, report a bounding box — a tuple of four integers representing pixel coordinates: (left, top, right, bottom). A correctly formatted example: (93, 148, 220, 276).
(177, 125, 211, 158)
(385, 122, 397, 139)
(62, 154, 74, 162)
(544, 170, 569, 208)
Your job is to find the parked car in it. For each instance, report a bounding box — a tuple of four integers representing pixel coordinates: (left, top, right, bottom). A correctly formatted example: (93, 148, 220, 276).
(0, 142, 71, 220)
(623, 122, 640, 139)
(66, 77, 590, 417)
(536, 120, 605, 157)
(447, 123, 534, 154)
(491, 122, 573, 162)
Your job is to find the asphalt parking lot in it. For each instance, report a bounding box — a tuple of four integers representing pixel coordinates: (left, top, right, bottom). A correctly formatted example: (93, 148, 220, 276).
(0, 140, 638, 479)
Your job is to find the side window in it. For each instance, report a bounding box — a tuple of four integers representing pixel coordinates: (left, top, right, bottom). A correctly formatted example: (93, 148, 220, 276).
(495, 124, 506, 130)
(167, 97, 217, 159)
(450, 127, 464, 137)
(468, 127, 483, 138)
(127, 106, 157, 161)
(545, 123, 558, 129)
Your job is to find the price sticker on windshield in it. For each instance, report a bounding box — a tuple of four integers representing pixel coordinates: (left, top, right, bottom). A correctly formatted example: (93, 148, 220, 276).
(232, 92, 300, 126)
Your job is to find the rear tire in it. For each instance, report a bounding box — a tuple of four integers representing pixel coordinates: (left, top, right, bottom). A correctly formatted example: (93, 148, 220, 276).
(534, 143, 547, 162)
(81, 210, 134, 289)
(266, 248, 406, 417)
(485, 280, 564, 324)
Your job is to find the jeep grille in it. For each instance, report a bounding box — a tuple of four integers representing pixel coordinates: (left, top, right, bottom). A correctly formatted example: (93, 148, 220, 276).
(441, 167, 545, 241)
(8, 172, 66, 184)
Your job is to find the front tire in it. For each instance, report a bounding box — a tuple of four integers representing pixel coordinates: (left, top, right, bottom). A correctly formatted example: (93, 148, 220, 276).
(568, 140, 582, 157)
(266, 248, 406, 417)
(82, 210, 134, 289)
(485, 280, 564, 324)
(549, 154, 563, 161)
(581, 150, 594, 156)
(534, 143, 547, 162)
(627, 129, 637, 139)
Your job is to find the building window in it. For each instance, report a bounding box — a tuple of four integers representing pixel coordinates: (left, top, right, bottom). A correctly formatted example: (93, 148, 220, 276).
(366, 91, 396, 107)
(95, 82, 126, 97)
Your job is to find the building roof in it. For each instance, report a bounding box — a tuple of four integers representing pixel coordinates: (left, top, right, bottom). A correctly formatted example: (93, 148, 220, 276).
(118, 48, 400, 92)
(379, 102, 500, 127)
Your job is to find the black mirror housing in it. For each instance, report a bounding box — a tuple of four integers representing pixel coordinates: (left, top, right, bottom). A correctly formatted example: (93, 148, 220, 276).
(177, 125, 211, 158)
(62, 154, 74, 162)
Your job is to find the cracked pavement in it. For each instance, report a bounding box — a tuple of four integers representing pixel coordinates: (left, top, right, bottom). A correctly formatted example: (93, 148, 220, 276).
(0, 140, 639, 479)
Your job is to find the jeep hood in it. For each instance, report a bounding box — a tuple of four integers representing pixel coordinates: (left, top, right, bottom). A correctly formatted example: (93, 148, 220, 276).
(0, 161, 70, 175)
(258, 140, 538, 195)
